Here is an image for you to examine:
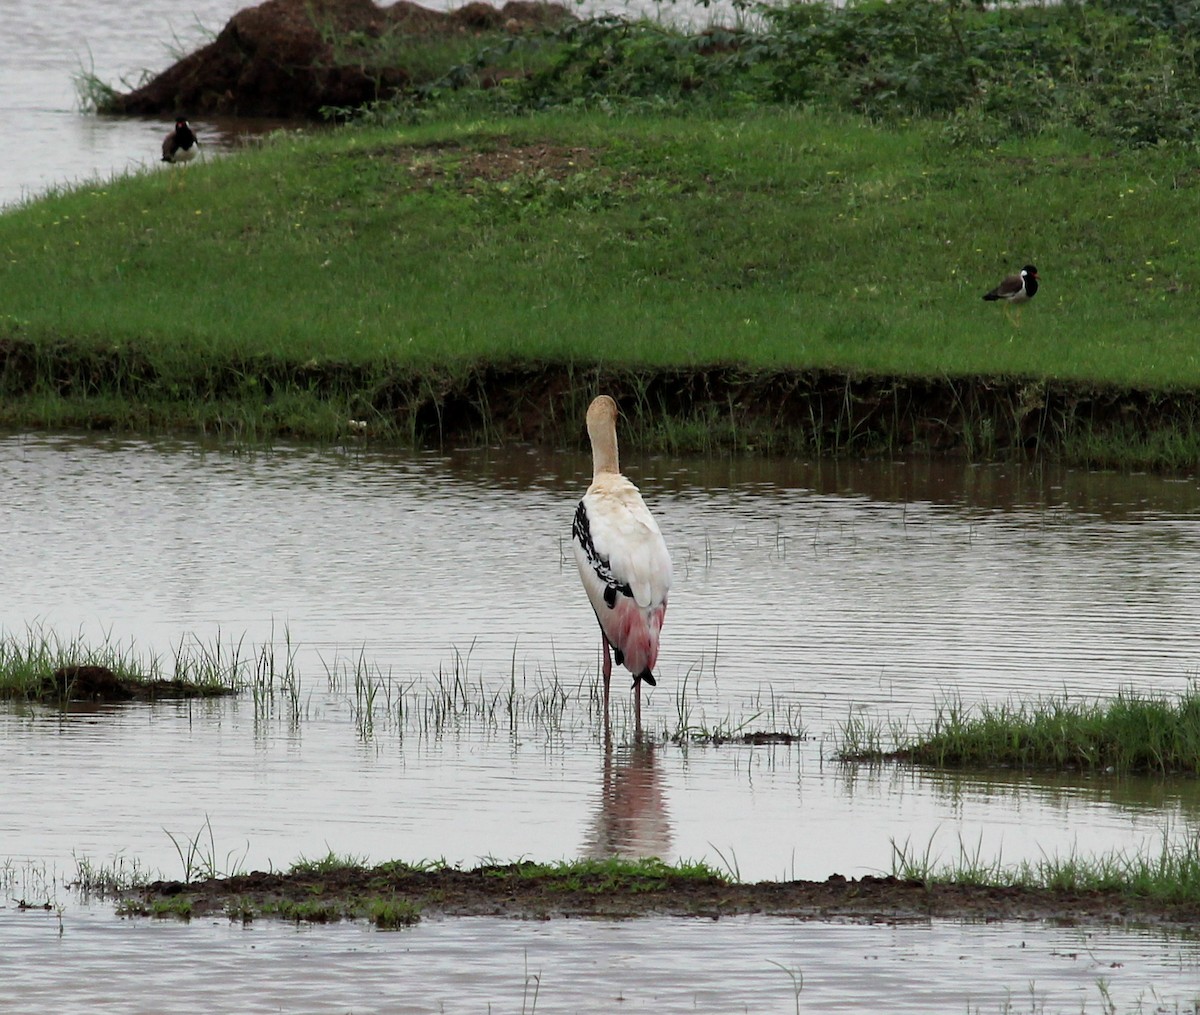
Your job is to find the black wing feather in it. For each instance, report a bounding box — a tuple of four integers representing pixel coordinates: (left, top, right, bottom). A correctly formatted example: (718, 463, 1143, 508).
(572, 500, 633, 608)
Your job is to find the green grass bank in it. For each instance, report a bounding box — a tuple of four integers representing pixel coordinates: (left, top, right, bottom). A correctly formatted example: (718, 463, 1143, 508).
(838, 689, 1200, 775)
(3, 105, 1200, 465)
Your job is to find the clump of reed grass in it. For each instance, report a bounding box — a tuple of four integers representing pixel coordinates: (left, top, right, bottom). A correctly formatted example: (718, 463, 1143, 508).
(0, 624, 147, 699)
(0, 623, 299, 702)
(837, 688, 1200, 775)
(892, 828, 1200, 905)
(115, 896, 193, 920)
(323, 640, 585, 742)
(164, 815, 249, 884)
(666, 657, 806, 745)
(367, 896, 421, 928)
(289, 849, 370, 875)
(72, 851, 154, 896)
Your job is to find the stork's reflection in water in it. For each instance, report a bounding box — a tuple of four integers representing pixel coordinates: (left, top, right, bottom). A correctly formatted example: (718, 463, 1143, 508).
(582, 741, 672, 861)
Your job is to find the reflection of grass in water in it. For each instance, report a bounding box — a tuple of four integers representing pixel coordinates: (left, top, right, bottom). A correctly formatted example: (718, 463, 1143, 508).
(891, 827, 1200, 905)
(837, 689, 1200, 775)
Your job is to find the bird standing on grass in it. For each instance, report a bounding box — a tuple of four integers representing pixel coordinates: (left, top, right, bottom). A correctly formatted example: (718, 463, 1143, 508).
(983, 264, 1039, 325)
(162, 119, 199, 165)
(572, 395, 672, 738)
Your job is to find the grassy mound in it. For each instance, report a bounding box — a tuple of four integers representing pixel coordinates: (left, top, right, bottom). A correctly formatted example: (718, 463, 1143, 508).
(3, 101, 1200, 462)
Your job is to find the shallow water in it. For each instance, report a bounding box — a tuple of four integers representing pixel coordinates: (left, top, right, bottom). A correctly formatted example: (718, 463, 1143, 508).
(2, 906, 1198, 1014)
(4, 432, 1200, 1010)
(3, 432, 1200, 883)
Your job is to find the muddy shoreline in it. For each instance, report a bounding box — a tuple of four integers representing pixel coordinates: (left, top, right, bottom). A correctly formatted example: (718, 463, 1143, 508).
(123, 864, 1200, 930)
(5, 339, 1200, 462)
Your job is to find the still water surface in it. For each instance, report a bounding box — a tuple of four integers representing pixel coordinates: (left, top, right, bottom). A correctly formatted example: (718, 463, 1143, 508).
(2, 432, 1200, 1011)
(3, 907, 1199, 1014)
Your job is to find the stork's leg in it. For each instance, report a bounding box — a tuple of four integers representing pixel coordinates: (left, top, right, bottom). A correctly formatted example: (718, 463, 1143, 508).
(634, 679, 643, 742)
(600, 632, 613, 724)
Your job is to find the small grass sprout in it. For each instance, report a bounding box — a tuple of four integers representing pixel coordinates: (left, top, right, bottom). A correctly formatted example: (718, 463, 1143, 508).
(289, 849, 370, 875)
(165, 815, 250, 884)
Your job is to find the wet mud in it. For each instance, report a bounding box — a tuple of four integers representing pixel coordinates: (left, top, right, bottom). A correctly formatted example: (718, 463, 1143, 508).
(128, 864, 1200, 930)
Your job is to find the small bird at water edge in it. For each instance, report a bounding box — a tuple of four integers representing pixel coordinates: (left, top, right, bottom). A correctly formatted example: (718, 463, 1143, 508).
(983, 264, 1039, 324)
(162, 119, 199, 165)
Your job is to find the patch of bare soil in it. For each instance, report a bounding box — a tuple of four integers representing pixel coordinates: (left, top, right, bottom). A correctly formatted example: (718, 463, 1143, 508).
(106, 0, 573, 119)
(128, 864, 1200, 929)
(403, 140, 603, 187)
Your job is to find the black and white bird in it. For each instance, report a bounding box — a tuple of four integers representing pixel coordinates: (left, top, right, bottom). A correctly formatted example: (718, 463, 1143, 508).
(983, 264, 1039, 324)
(162, 119, 199, 165)
(572, 395, 672, 737)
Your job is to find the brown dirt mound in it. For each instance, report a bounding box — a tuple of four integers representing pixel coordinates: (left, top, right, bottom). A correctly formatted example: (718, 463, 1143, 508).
(106, 0, 573, 119)
(35, 665, 234, 703)
(127, 864, 1200, 929)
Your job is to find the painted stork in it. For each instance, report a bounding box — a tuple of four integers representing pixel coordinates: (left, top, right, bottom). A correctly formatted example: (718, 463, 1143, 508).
(572, 395, 672, 735)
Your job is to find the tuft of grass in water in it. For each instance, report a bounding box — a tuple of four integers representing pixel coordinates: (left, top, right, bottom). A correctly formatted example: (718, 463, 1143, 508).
(891, 828, 1200, 905)
(71, 70, 121, 115)
(116, 896, 194, 920)
(367, 896, 421, 928)
(0, 622, 278, 700)
(837, 689, 1200, 775)
(0, 623, 160, 699)
(667, 658, 806, 745)
(289, 849, 371, 875)
(71, 851, 154, 896)
(324, 640, 601, 743)
(164, 815, 250, 884)
(263, 898, 348, 924)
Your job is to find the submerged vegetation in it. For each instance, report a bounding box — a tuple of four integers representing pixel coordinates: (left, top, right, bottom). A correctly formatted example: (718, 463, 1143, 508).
(4, 1, 1200, 464)
(837, 689, 1200, 775)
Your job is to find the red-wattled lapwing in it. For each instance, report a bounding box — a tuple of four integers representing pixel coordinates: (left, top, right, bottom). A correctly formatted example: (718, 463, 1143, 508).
(983, 264, 1039, 326)
(162, 119, 199, 189)
(572, 395, 672, 741)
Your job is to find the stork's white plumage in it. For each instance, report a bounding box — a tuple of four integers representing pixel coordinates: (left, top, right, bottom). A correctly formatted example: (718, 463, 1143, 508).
(572, 395, 671, 734)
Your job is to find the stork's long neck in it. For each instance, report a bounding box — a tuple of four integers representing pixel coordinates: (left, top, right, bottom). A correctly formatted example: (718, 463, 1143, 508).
(589, 420, 620, 477)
